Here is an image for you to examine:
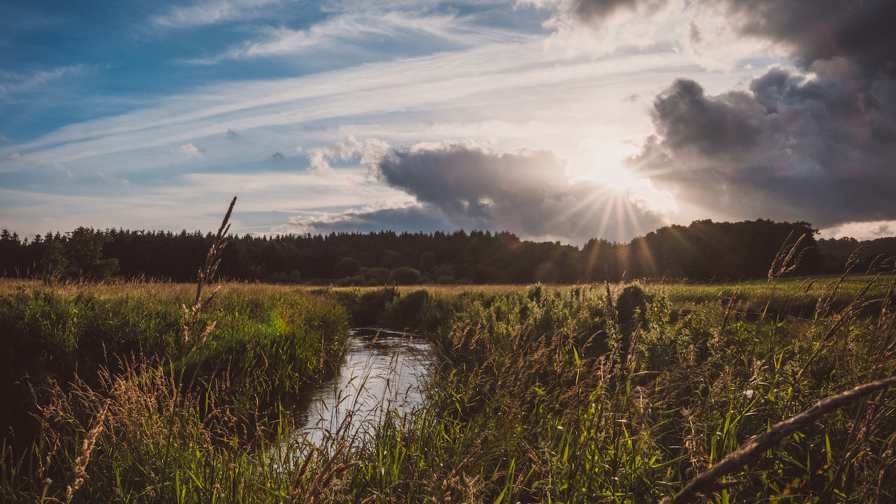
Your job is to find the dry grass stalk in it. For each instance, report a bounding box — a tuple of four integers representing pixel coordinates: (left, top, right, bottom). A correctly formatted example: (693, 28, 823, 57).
(64, 400, 110, 504)
(659, 375, 896, 504)
(795, 275, 878, 384)
(289, 448, 317, 504)
(712, 288, 739, 352)
(604, 275, 618, 325)
(183, 196, 236, 347)
(768, 233, 808, 280)
(290, 441, 359, 504)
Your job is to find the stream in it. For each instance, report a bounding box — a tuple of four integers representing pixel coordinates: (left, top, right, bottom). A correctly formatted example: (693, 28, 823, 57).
(297, 327, 433, 446)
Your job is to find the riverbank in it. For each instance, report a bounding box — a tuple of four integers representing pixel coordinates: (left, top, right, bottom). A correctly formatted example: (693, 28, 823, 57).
(0, 281, 349, 502)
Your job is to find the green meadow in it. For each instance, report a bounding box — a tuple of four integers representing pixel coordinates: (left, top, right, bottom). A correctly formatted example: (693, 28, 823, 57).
(2, 269, 896, 502)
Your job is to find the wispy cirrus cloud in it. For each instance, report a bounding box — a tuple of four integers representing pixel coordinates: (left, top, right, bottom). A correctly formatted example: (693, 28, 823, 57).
(0, 65, 85, 99)
(186, 8, 532, 64)
(152, 0, 288, 28)
(3, 41, 715, 172)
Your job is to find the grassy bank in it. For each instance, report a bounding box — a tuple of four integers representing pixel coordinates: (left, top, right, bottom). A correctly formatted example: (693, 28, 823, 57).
(2, 271, 896, 502)
(0, 280, 349, 502)
(319, 275, 896, 502)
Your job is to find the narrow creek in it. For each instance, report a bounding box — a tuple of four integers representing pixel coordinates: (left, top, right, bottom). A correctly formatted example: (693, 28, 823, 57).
(297, 328, 434, 446)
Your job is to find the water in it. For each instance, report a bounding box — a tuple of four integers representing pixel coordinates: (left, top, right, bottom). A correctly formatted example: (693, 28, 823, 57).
(298, 327, 433, 446)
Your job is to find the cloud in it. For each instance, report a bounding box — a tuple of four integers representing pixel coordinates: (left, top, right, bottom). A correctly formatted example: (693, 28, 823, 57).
(535, 0, 896, 228)
(3, 40, 702, 171)
(179, 143, 205, 157)
(186, 8, 530, 64)
(628, 62, 896, 227)
(290, 141, 668, 243)
(680, 0, 896, 73)
(98, 172, 131, 186)
(533, 0, 896, 73)
(281, 203, 451, 236)
(0, 65, 85, 99)
(305, 136, 390, 174)
(695, 0, 896, 74)
(821, 220, 896, 241)
(152, 0, 284, 28)
(522, 0, 686, 56)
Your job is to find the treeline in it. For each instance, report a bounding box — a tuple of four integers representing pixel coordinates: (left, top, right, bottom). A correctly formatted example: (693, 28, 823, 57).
(0, 219, 866, 284)
(817, 236, 896, 272)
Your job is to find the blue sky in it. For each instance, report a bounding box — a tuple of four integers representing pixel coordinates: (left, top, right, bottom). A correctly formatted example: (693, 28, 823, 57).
(3, 0, 895, 244)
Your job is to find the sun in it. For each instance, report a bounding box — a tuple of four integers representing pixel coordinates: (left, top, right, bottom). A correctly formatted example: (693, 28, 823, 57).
(592, 164, 638, 191)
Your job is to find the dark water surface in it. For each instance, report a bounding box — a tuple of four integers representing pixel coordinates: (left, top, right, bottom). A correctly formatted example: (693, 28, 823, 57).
(298, 328, 433, 446)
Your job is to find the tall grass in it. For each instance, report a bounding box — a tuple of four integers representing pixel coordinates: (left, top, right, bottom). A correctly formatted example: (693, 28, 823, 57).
(337, 275, 896, 502)
(3, 264, 895, 501)
(0, 286, 351, 501)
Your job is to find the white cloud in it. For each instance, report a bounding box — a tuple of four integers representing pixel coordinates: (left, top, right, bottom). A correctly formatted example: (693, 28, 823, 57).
(5, 41, 734, 171)
(306, 135, 389, 174)
(307, 148, 333, 174)
(98, 172, 132, 186)
(820, 221, 896, 242)
(524, 0, 788, 70)
(0, 65, 85, 98)
(187, 9, 530, 64)
(521, 0, 687, 57)
(179, 143, 205, 157)
(152, 0, 285, 28)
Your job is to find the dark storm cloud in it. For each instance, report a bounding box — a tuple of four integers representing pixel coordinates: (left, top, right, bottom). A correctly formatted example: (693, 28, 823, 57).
(288, 206, 451, 235)
(288, 143, 668, 243)
(703, 0, 896, 75)
(570, 0, 896, 76)
(371, 143, 666, 242)
(572, 0, 669, 25)
(629, 63, 896, 226)
(560, 0, 896, 227)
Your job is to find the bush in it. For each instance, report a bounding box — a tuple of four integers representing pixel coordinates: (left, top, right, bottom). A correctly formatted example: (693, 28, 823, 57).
(388, 267, 421, 285)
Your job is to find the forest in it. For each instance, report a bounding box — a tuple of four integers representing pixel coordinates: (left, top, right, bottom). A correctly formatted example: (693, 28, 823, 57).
(2, 218, 884, 284)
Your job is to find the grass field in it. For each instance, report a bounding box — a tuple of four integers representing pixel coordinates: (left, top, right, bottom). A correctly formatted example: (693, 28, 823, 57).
(2, 270, 895, 502)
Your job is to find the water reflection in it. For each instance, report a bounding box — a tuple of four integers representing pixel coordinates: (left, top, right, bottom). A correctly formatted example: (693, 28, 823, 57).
(299, 328, 432, 446)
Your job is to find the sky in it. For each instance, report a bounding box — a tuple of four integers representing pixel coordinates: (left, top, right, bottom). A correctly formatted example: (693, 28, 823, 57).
(2, 0, 895, 245)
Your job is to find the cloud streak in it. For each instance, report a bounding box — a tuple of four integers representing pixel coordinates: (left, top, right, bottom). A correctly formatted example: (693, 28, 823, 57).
(1, 41, 707, 172)
(152, 0, 286, 28)
(186, 8, 532, 64)
(0, 65, 85, 99)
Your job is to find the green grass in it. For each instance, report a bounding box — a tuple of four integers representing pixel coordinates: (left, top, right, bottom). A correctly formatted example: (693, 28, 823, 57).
(0, 281, 350, 503)
(2, 273, 896, 502)
(336, 275, 896, 502)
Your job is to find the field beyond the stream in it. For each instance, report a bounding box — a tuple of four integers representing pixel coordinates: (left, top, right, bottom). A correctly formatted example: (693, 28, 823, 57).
(2, 273, 896, 503)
